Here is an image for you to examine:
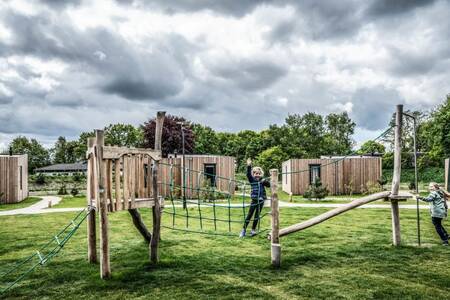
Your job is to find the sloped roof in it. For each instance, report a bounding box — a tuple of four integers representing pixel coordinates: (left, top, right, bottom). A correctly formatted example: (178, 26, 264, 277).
(35, 162, 87, 172)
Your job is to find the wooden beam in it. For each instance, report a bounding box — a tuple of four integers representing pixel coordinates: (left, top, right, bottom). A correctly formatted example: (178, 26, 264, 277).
(150, 111, 165, 264)
(96, 130, 111, 279)
(86, 137, 97, 264)
(128, 209, 152, 243)
(103, 146, 161, 160)
(270, 169, 280, 268)
(279, 191, 391, 237)
(391, 104, 403, 246)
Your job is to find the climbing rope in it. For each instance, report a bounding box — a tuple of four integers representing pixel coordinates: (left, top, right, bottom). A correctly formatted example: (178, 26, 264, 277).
(0, 207, 92, 294)
(158, 162, 271, 237)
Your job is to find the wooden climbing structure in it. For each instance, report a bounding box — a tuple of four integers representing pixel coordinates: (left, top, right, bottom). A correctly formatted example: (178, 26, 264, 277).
(86, 111, 165, 278)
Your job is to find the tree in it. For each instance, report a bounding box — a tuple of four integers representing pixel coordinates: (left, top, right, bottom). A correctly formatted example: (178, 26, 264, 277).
(324, 112, 355, 155)
(254, 146, 289, 174)
(9, 136, 50, 172)
(52, 136, 78, 164)
(285, 112, 326, 158)
(358, 140, 385, 155)
(104, 123, 144, 147)
(141, 114, 194, 157)
(192, 124, 219, 154)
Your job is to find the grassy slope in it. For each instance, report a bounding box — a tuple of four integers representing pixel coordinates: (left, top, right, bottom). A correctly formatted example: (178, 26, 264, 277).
(1, 206, 450, 299)
(0, 197, 41, 211)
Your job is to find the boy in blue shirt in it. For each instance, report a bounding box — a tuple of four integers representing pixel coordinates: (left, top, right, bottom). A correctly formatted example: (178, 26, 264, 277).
(240, 158, 270, 238)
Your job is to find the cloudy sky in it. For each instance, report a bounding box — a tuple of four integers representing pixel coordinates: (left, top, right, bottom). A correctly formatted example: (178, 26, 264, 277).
(1, 0, 449, 149)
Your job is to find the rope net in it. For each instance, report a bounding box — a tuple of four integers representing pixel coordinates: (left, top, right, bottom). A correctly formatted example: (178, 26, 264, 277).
(0, 208, 91, 294)
(159, 162, 271, 237)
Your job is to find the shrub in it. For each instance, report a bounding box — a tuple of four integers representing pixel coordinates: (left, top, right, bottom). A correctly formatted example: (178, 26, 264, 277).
(408, 181, 416, 191)
(367, 181, 381, 194)
(303, 177, 329, 200)
(58, 185, 67, 195)
(71, 187, 79, 197)
(72, 172, 84, 182)
(377, 178, 388, 190)
(35, 173, 47, 185)
(344, 180, 354, 196)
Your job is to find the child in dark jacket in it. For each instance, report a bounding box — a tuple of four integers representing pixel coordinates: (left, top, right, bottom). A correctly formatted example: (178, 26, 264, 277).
(417, 182, 449, 245)
(239, 158, 270, 238)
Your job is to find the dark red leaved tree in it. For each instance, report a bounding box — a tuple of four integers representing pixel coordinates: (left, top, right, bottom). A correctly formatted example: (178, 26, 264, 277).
(141, 114, 194, 157)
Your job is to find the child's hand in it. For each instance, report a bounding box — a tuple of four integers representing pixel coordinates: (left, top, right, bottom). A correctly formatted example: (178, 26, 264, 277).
(246, 158, 252, 166)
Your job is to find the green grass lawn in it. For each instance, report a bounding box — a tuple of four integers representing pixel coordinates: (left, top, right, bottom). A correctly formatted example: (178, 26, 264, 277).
(0, 197, 41, 211)
(52, 196, 86, 208)
(1, 204, 450, 299)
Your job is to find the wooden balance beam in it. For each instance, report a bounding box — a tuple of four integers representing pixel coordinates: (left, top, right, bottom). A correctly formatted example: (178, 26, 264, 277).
(278, 191, 413, 238)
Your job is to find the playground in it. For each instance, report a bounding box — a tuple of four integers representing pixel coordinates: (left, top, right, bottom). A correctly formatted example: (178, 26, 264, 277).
(1, 106, 450, 299)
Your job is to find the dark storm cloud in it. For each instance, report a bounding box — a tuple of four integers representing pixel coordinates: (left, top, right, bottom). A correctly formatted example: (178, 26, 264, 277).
(209, 59, 288, 91)
(0, 11, 186, 102)
(351, 86, 403, 131)
(366, 0, 438, 17)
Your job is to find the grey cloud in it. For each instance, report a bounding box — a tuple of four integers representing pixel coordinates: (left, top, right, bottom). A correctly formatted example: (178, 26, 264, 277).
(36, 0, 82, 9)
(0, 96, 13, 105)
(351, 86, 404, 131)
(366, 0, 438, 17)
(1, 12, 189, 102)
(209, 59, 288, 91)
(115, 0, 271, 17)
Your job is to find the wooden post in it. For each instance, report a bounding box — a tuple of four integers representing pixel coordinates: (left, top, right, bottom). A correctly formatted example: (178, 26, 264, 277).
(270, 169, 280, 268)
(391, 104, 403, 246)
(87, 137, 97, 264)
(96, 130, 111, 278)
(150, 111, 165, 264)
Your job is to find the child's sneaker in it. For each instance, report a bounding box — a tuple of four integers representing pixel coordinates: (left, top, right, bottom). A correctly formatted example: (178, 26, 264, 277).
(250, 230, 257, 237)
(443, 241, 449, 246)
(239, 229, 246, 238)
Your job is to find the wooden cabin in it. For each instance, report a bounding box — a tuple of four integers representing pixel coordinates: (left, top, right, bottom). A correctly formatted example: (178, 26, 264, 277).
(159, 155, 236, 199)
(0, 154, 28, 204)
(282, 156, 382, 196)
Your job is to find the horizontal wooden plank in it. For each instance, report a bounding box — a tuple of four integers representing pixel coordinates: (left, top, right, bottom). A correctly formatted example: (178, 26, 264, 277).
(106, 197, 164, 210)
(100, 146, 161, 160)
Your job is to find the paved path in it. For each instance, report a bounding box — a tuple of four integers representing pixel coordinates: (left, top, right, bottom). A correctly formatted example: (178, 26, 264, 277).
(0, 197, 430, 217)
(0, 196, 82, 216)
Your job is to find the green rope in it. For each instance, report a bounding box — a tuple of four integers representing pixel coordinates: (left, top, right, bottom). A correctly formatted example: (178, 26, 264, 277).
(197, 172, 203, 229)
(0, 208, 91, 294)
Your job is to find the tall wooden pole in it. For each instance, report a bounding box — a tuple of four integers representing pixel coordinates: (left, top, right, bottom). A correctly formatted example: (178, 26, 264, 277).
(96, 130, 111, 278)
(391, 104, 403, 246)
(270, 169, 281, 268)
(150, 111, 165, 264)
(87, 137, 97, 264)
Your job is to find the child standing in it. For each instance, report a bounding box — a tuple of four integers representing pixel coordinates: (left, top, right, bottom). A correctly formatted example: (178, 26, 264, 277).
(417, 183, 449, 245)
(239, 158, 270, 238)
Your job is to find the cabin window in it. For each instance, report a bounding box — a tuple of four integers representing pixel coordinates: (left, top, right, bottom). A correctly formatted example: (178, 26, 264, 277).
(204, 163, 216, 187)
(309, 164, 321, 185)
(19, 166, 23, 190)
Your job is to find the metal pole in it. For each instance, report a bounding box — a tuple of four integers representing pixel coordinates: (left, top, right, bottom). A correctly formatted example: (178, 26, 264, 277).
(182, 126, 186, 209)
(412, 117, 421, 246)
(404, 112, 421, 246)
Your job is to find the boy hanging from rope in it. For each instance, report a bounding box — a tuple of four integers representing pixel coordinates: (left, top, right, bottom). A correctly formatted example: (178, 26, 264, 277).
(417, 183, 450, 246)
(240, 158, 270, 238)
